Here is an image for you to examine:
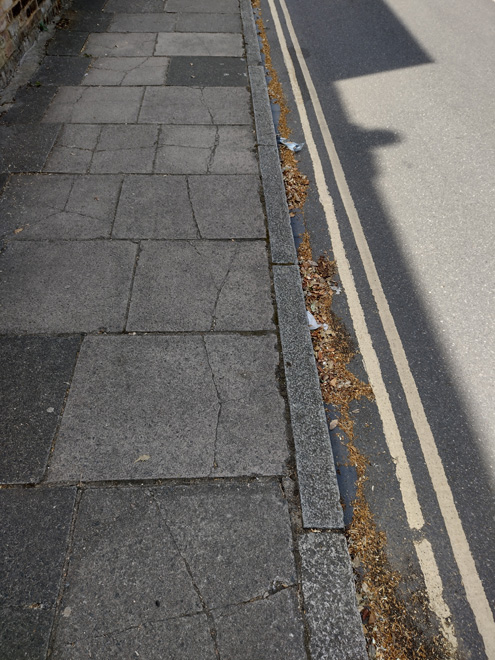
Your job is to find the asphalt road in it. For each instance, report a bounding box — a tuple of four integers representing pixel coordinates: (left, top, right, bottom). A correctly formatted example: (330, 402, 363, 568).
(260, 0, 495, 656)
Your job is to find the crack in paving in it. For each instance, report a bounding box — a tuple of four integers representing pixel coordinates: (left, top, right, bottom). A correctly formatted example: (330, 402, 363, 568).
(202, 335, 222, 475)
(152, 492, 221, 659)
(206, 126, 220, 174)
(209, 242, 239, 331)
(185, 176, 202, 238)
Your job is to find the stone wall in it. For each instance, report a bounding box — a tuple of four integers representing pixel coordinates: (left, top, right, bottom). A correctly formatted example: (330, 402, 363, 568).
(0, 0, 64, 88)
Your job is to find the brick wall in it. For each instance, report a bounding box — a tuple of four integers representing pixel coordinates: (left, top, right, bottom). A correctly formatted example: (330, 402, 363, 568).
(0, 0, 64, 88)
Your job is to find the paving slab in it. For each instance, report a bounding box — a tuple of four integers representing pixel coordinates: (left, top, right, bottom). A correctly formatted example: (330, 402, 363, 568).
(0, 336, 80, 483)
(176, 12, 241, 33)
(60, 8, 112, 33)
(139, 86, 251, 124)
(43, 124, 101, 173)
(214, 589, 306, 659)
(155, 32, 243, 57)
(209, 125, 258, 174)
(0, 124, 60, 173)
(108, 12, 176, 32)
(0, 487, 76, 659)
(82, 56, 169, 85)
(154, 124, 216, 173)
(165, 0, 239, 13)
(126, 240, 274, 332)
(83, 32, 157, 57)
(0, 241, 137, 333)
(42, 86, 144, 123)
(30, 56, 90, 86)
(112, 174, 197, 238)
(0, 173, 122, 239)
(46, 31, 89, 56)
(0, 85, 58, 124)
(166, 55, 247, 86)
(187, 174, 265, 238)
(299, 533, 368, 659)
(51, 482, 298, 657)
(46, 335, 288, 480)
(91, 124, 159, 173)
(104, 0, 165, 11)
(203, 334, 289, 476)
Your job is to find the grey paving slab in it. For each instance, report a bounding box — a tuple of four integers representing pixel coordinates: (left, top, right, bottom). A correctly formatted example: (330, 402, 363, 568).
(46, 31, 89, 56)
(0, 85, 58, 125)
(258, 144, 297, 264)
(50, 487, 208, 659)
(0, 487, 76, 659)
(112, 174, 196, 238)
(166, 0, 239, 12)
(154, 124, 216, 173)
(0, 241, 137, 333)
(127, 240, 274, 332)
(215, 589, 306, 659)
(91, 124, 159, 173)
(0, 124, 60, 173)
(204, 334, 289, 476)
(0, 336, 80, 484)
(109, 12, 176, 32)
(44, 124, 101, 173)
(299, 533, 367, 660)
(45, 335, 218, 481)
(139, 86, 251, 124)
(47, 334, 288, 480)
(43, 86, 144, 123)
(156, 481, 297, 607)
(83, 32, 157, 57)
(202, 86, 251, 124)
(0, 173, 121, 239)
(273, 266, 343, 529)
(61, 8, 112, 33)
(30, 56, 90, 86)
(188, 174, 265, 238)
(209, 125, 258, 174)
(82, 56, 169, 85)
(166, 55, 247, 86)
(104, 0, 165, 11)
(155, 32, 243, 57)
(176, 12, 241, 32)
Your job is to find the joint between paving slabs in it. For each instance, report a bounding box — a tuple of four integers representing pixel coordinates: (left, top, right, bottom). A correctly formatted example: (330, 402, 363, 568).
(206, 125, 220, 174)
(151, 491, 222, 659)
(201, 335, 222, 475)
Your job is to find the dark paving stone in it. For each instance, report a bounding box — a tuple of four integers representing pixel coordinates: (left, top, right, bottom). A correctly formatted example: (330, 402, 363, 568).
(30, 56, 90, 86)
(0, 173, 8, 192)
(0, 124, 60, 173)
(0, 336, 80, 484)
(166, 56, 247, 86)
(46, 31, 89, 56)
(0, 85, 58, 124)
(71, 0, 108, 11)
(104, 0, 164, 11)
(51, 482, 299, 657)
(58, 7, 112, 33)
(0, 487, 76, 659)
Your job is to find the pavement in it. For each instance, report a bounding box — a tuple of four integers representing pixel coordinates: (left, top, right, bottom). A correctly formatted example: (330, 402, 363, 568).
(0, 0, 366, 658)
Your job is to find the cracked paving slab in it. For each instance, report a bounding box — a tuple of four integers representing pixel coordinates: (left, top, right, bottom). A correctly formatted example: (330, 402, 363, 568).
(139, 86, 251, 124)
(43, 125, 101, 173)
(81, 56, 170, 86)
(0, 241, 137, 333)
(154, 124, 257, 174)
(91, 124, 159, 173)
(51, 482, 302, 658)
(0, 173, 122, 239)
(126, 240, 274, 331)
(46, 334, 289, 481)
(42, 86, 144, 124)
(108, 12, 176, 33)
(82, 32, 157, 57)
(112, 175, 197, 238)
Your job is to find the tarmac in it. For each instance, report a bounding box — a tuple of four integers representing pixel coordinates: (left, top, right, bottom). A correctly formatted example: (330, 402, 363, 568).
(0, 0, 367, 657)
